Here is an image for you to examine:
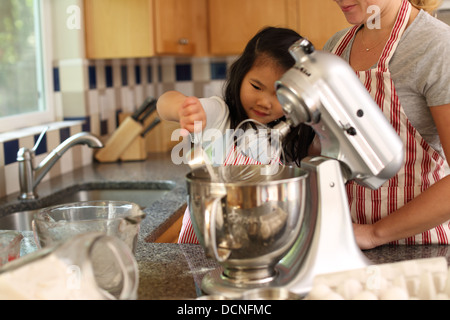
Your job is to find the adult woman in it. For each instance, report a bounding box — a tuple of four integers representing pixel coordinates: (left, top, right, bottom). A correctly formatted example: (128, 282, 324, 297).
(325, 0, 450, 248)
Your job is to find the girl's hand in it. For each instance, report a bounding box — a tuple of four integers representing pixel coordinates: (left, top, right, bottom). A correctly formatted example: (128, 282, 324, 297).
(178, 97, 207, 134)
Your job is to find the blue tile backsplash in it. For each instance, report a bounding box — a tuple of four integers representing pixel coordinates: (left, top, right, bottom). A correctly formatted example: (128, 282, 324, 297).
(53, 67, 60, 92)
(4, 139, 19, 166)
(135, 65, 141, 85)
(147, 66, 153, 83)
(64, 57, 228, 141)
(59, 127, 71, 143)
(105, 65, 113, 88)
(33, 133, 48, 156)
(100, 119, 108, 136)
(121, 65, 128, 86)
(63, 117, 91, 132)
(176, 64, 192, 82)
(211, 62, 227, 80)
(88, 65, 96, 90)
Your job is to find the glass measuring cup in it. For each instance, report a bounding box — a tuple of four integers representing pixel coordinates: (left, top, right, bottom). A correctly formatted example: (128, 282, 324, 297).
(0, 231, 23, 266)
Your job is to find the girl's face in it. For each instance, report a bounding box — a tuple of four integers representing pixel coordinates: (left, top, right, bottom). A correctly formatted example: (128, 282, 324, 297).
(240, 60, 286, 125)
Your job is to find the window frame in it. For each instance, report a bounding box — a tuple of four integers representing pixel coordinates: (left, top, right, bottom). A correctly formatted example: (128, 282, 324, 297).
(0, 0, 55, 133)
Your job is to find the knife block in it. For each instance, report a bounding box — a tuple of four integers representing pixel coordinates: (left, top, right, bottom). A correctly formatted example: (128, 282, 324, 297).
(118, 113, 147, 162)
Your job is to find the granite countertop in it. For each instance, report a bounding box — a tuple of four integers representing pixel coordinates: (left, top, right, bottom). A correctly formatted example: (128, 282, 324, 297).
(1, 152, 449, 300)
(136, 243, 450, 300)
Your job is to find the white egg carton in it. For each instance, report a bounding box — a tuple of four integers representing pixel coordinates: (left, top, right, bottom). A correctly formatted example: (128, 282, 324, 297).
(306, 257, 450, 300)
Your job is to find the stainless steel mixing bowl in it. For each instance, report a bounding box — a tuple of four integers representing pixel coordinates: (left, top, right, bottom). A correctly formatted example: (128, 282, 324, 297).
(186, 165, 309, 283)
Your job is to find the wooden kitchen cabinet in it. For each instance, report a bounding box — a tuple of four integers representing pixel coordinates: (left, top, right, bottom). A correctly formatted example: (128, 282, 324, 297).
(207, 0, 349, 55)
(208, 0, 299, 56)
(84, 0, 349, 58)
(297, 0, 350, 49)
(153, 0, 208, 56)
(84, 0, 208, 59)
(84, 0, 155, 59)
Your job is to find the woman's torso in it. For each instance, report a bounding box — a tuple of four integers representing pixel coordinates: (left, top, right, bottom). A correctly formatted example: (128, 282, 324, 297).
(323, 10, 450, 160)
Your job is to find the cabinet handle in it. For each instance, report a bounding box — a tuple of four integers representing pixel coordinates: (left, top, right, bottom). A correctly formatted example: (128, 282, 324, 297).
(178, 38, 189, 45)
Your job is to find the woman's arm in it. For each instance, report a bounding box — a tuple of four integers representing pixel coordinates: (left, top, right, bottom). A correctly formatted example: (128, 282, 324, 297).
(354, 104, 450, 249)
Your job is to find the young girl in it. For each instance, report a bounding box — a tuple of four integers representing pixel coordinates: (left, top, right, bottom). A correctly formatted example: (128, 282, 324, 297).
(157, 27, 316, 243)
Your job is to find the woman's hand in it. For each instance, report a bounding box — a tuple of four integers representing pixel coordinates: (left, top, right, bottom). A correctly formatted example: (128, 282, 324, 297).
(178, 97, 207, 135)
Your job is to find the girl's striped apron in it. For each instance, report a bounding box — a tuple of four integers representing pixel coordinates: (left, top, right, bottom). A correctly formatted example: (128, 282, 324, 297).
(332, 0, 449, 244)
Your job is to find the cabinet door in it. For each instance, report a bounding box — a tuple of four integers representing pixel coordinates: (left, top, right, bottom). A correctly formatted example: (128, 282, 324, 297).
(84, 0, 155, 59)
(298, 0, 350, 49)
(153, 0, 208, 56)
(208, 0, 298, 56)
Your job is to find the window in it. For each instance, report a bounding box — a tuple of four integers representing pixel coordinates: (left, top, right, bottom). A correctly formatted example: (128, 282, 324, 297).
(0, 0, 53, 133)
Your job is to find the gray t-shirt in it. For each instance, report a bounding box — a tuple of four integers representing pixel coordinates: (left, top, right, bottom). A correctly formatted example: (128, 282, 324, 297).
(323, 10, 450, 159)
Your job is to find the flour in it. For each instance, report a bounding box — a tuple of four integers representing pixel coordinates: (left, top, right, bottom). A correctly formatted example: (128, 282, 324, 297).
(0, 254, 111, 300)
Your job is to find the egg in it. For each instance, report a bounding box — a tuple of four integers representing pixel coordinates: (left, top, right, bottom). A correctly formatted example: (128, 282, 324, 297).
(336, 278, 363, 300)
(324, 292, 344, 300)
(405, 277, 421, 297)
(352, 290, 378, 300)
(432, 272, 447, 293)
(392, 275, 407, 291)
(365, 274, 389, 293)
(436, 293, 449, 300)
(307, 284, 333, 300)
(444, 267, 450, 296)
(379, 286, 409, 300)
(417, 272, 437, 300)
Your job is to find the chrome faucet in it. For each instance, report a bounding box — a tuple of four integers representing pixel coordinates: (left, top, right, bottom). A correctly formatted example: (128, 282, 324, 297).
(17, 128, 104, 200)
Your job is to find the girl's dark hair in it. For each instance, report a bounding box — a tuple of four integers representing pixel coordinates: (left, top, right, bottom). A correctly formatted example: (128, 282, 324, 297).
(224, 26, 315, 166)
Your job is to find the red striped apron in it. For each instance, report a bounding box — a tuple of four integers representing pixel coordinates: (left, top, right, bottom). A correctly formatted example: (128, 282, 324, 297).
(178, 146, 264, 244)
(332, 0, 449, 245)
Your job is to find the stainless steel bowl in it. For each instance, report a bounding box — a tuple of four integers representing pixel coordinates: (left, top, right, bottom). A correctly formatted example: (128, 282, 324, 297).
(186, 165, 309, 283)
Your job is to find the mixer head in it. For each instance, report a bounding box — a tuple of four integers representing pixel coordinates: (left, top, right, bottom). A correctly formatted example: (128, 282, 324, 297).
(275, 39, 404, 189)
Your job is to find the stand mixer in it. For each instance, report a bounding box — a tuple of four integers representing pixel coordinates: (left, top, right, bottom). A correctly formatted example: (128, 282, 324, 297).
(186, 39, 404, 298)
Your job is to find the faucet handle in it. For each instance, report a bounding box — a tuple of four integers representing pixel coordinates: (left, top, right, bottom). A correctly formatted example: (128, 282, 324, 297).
(32, 126, 49, 153)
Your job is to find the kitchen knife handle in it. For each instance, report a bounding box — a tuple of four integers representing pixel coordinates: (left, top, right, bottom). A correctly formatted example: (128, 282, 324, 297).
(141, 117, 161, 137)
(131, 96, 156, 121)
(138, 102, 157, 123)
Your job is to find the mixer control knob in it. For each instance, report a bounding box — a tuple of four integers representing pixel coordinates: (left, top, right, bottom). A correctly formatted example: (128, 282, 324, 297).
(346, 127, 357, 136)
(299, 38, 315, 55)
(339, 121, 357, 136)
(289, 39, 315, 61)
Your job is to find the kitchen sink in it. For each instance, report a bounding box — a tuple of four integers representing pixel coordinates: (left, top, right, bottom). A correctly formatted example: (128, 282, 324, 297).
(0, 210, 39, 231)
(51, 188, 170, 209)
(0, 181, 175, 231)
